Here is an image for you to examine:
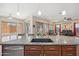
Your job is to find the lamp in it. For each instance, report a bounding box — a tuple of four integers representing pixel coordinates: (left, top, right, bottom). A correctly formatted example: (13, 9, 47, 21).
(37, 3, 42, 16)
(60, 10, 67, 21)
(16, 3, 20, 16)
(38, 10, 42, 16)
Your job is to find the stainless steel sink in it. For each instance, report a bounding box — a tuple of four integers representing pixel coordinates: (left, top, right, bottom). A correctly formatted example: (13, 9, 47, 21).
(31, 38, 53, 43)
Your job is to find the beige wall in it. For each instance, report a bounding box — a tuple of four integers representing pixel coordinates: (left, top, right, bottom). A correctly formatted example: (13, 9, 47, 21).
(55, 19, 79, 32)
(61, 22, 73, 30)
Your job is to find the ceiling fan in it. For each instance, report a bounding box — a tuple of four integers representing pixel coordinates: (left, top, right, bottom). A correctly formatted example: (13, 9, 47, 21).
(60, 10, 73, 22)
(63, 17, 72, 21)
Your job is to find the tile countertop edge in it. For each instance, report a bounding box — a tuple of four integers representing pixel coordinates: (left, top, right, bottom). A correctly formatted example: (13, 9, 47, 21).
(1, 43, 79, 45)
(0, 36, 79, 45)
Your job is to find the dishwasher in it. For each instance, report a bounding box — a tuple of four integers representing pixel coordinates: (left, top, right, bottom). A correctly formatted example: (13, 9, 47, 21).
(2, 45, 24, 56)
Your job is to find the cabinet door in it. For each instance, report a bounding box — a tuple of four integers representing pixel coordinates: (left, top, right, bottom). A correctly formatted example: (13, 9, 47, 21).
(76, 45, 79, 56)
(44, 45, 61, 56)
(9, 23, 17, 33)
(24, 45, 42, 51)
(24, 51, 41, 56)
(62, 51, 76, 56)
(1, 22, 10, 34)
(62, 45, 76, 56)
(24, 45, 42, 56)
(17, 23, 24, 34)
(44, 51, 61, 56)
(1, 22, 17, 34)
(44, 45, 61, 51)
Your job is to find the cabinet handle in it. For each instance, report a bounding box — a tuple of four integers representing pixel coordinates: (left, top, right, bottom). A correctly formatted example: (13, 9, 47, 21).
(30, 48, 36, 50)
(67, 54, 73, 55)
(67, 48, 73, 50)
(49, 48, 55, 50)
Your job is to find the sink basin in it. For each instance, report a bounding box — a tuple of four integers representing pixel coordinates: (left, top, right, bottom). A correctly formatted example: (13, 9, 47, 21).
(31, 38, 53, 43)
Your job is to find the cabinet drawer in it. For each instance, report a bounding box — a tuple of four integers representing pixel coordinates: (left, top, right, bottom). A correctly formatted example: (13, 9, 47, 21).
(62, 53, 75, 56)
(44, 45, 61, 51)
(24, 46, 42, 51)
(62, 45, 76, 51)
(44, 51, 61, 56)
(62, 52, 76, 56)
(24, 51, 41, 56)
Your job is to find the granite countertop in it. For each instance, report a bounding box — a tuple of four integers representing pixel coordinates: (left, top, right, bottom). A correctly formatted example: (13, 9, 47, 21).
(1, 35, 79, 45)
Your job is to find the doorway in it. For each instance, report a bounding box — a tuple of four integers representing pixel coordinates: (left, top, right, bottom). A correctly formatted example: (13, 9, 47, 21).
(75, 23, 79, 36)
(56, 24, 61, 35)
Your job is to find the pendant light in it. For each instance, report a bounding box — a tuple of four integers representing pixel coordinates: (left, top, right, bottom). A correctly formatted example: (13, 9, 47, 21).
(37, 3, 42, 16)
(38, 10, 42, 16)
(60, 10, 67, 21)
(16, 3, 20, 16)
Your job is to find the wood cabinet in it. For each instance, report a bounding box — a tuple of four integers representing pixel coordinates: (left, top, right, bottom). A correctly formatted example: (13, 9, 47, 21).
(1, 22, 17, 34)
(24, 45, 76, 56)
(1, 22, 10, 34)
(0, 45, 2, 56)
(24, 45, 42, 56)
(44, 45, 61, 56)
(17, 23, 24, 34)
(25, 51, 41, 56)
(1, 21, 24, 34)
(1, 45, 77, 56)
(44, 51, 61, 56)
(24, 45, 61, 56)
(9, 23, 17, 33)
(62, 45, 76, 56)
(25, 45, 42, 51)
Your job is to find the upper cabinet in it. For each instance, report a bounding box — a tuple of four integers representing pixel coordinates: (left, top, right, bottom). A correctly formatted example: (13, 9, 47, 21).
(1, 21, 10, 34)
(1, 21, 17, 34)
(17, 23, 24, 34)
(1, 21, 24, 35)
(9, 23, 17, 33)
(0, 17, 25, 42)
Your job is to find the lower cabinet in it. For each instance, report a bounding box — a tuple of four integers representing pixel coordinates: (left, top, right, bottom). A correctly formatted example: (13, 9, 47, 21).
(24, 45, 76, 56)
(44, 51, 61, 56)
(62, 45, 76, 56)
(2, 45, 77, 56)
(24, 45, 42, 56)
(24, 45, 61, 56)
(25, 51, 41, 56)
(44, 45, 61, 56)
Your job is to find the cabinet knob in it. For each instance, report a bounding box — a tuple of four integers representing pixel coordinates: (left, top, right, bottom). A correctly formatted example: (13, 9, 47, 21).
(49, 48, 55, 50)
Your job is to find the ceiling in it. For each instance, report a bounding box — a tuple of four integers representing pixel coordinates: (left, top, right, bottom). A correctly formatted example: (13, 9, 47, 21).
(0, 3, 79, 21)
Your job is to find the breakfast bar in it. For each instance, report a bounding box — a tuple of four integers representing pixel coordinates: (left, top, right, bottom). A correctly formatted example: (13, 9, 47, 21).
(0, 36, 79, 56)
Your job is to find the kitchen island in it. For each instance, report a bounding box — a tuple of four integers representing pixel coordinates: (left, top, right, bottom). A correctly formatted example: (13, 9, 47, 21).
(0, 36, 79, 56)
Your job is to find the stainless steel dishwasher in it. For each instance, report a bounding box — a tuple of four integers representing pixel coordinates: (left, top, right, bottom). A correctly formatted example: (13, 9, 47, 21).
(2, 45, 24, 56)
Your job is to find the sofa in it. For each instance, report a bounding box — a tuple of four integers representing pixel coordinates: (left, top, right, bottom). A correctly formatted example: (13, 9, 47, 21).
(60, 30, 74, 36)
